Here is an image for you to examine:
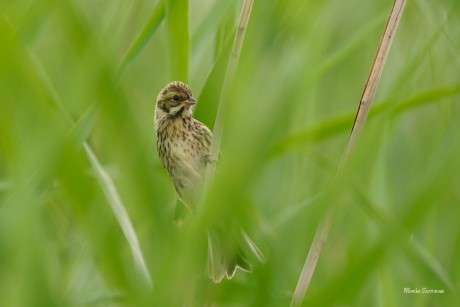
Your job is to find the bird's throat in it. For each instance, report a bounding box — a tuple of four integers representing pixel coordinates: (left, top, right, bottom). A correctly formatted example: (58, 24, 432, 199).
(167, 105, 191, 120)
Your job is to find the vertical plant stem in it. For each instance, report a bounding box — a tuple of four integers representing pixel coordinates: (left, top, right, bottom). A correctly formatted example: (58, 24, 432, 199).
(205, 0, 254, 180)
(340, 0, 407, 167)
(166, 0, 190, 81)
(291, 1, 406, 306)
(292, 208, 334, 304)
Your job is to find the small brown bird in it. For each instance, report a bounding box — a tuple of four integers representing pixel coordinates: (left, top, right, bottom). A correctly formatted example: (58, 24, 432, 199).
(155, 81, 264, 282)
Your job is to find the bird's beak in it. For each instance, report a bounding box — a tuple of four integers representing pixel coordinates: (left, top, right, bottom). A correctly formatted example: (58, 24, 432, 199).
(185, 97, 196, 106)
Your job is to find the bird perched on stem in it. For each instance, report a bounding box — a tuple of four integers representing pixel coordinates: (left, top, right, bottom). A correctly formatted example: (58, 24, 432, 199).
(154, 81, 264, 282)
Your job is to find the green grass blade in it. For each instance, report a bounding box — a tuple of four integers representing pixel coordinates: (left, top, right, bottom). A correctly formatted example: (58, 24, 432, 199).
(166, 0, 189, 81)
(204, 0, 254, 179)
(118, 0, 166, 75)
(83, 143, 153, 286)
(29, 49, 153, 287)
(272, 83, 460, 156)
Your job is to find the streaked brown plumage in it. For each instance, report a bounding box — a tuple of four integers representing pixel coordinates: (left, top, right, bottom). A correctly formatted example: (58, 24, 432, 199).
(154, 81, 264, 282)
(155, 81, 212, 208)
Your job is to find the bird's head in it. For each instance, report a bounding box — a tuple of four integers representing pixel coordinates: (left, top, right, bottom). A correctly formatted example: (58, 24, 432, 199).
(155, 81, 196, 120)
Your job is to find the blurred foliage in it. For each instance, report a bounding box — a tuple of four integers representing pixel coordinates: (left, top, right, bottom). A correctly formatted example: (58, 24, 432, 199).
(0, 0, 459, 306)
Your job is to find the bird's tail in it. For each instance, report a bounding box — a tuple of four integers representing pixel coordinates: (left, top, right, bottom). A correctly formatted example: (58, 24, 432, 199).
(207, 227, 265, 283)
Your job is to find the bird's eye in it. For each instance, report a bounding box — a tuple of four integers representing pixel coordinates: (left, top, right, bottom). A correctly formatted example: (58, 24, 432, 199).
(172, 95, 180, 102)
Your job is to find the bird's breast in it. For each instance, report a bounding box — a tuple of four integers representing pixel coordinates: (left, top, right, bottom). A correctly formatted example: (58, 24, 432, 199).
(158, 118, 209, 174)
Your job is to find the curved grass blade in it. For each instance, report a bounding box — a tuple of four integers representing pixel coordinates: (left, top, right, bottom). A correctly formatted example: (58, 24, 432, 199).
(118, 0, 165, 76)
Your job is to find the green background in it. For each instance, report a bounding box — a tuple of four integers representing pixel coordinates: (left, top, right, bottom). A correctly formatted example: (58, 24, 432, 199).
(0, 0, 459, 306)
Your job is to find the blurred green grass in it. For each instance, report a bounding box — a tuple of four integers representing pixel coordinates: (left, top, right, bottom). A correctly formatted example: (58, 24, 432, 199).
(1, 0, 459, 306)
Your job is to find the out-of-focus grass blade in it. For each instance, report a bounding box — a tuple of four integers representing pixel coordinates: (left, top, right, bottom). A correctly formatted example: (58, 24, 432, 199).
(71, 105, 99, 145)
(309, 133, 460, 305)
(192, 0, 236, 120)
(166, 0, 189, 81)
(378, 262, 394, 307)
(352, 185, 456, 292)
(409, 239, 455, 290)
(214, 5, 236, 60)
(272, 114, 353, 155)
(118, 0, 165, 75)
(194, 34, 234, 127)
(30, 50, 153, 286)
(272, 194, 323, 229)
(190, 0, 235, 89)
(191, 0, 233, 55)
(311, 13, 387, 81)
(391, 83, 460, 115)
(273, 82, 460, 157)
(83, 143, 153, 286)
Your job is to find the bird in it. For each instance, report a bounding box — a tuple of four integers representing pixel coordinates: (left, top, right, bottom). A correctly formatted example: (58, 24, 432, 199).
(154, 81, 264, 282)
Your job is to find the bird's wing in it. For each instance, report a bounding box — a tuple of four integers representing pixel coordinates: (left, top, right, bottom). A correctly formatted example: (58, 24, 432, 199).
(172, 159, 204, 209)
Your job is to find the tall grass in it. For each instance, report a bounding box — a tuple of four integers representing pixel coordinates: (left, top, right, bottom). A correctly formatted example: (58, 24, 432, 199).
(0, 0, 459, 306)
